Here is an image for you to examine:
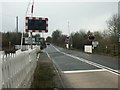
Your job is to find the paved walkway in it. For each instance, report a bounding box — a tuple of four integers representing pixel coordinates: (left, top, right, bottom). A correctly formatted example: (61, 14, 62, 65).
(62, 70, 118, 88)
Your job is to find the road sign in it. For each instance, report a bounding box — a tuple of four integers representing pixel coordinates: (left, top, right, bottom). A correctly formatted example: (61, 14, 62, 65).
(24, 37, 36, 44)
(25, 17, 48, 33)
(84, 45, 92, 53)
(35, 37, 44, 42)
(92, 41, 99, 45)
(92, 41, 99, 49)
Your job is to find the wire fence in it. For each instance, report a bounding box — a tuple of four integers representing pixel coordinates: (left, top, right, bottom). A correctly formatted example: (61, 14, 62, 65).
(0, 46, 39, 89)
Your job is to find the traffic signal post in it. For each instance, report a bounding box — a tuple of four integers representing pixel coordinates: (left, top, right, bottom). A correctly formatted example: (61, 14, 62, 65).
(24, 0, 48, 49)
(25, 17, 48, 49)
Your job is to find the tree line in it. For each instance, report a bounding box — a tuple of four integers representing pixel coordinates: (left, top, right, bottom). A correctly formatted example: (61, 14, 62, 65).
(50, 14, 119, 56)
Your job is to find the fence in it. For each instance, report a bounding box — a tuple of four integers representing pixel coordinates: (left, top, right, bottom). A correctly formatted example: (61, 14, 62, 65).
(0, 46, 40, 89)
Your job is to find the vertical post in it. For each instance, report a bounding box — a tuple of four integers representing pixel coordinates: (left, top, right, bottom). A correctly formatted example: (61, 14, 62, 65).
(29, 0, 34, 49)
(68, 21, 72, 49)
(30, 32, 33, 49)
(0, 32, 2, 51)
(21, 32, 23, 50)
(0, 56, 2, 89)
(68, 21, 70, 49)
(15, 16, 18, 48)
(28, 32, 32, 49)
(0, 51, 4, 89)
(16, 16, 18, 33)
(68, 21, 70, 37)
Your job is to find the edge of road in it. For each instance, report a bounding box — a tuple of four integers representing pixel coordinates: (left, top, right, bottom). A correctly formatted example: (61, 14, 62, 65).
(45, 51, 67, 89)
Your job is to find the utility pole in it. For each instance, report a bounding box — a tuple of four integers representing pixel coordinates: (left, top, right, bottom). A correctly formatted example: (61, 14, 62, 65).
(68, 21, 70, 49)
(15, 16, 19, 46)
(16, 16, 18, 33)
(68, 21, 70, 37)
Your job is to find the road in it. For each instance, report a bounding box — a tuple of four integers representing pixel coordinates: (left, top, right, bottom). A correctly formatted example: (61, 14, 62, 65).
(45, 44, 119, 88)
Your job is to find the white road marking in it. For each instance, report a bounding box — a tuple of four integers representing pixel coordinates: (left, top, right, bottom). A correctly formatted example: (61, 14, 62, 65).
(52, 45, 119, 76)
(62, 69, 106, 74)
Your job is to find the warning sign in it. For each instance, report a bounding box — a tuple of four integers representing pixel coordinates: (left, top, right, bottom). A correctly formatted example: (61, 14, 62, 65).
(25, 17, 48, 33)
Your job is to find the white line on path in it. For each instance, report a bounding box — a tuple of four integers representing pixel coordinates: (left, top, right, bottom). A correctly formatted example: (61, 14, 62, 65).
(62, 69, 106, 74)
(52, 45, 119, 76)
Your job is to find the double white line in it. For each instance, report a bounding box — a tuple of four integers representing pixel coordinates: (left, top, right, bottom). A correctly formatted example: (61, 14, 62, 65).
(52, 45, 120, 76)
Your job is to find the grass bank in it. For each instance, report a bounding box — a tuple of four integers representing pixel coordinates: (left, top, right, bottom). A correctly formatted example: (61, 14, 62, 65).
(30, 52, 63, 88)
(31, 61, 55, 88)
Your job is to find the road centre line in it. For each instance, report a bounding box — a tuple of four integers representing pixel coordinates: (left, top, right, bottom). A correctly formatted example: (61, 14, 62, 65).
(52, 45, 119, 76)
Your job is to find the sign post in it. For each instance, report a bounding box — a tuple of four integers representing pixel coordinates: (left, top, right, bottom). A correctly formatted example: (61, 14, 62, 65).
(25, 17, 48, 49)
(24, 37, 35, 44)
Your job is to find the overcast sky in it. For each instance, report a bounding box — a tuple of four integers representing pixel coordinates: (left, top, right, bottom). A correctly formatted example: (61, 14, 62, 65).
(0, 0, 119, 38)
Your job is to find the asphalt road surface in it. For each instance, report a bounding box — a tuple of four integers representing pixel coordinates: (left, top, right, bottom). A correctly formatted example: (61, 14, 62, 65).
(45, 44, 119, 88)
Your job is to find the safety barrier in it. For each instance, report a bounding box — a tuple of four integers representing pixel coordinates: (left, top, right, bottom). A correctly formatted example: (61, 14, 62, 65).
(0, 46, 39, 89)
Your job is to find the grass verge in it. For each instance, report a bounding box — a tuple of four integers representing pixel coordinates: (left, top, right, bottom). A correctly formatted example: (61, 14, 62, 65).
(30, 51, 64, 88)
(30, 61, 55, 88)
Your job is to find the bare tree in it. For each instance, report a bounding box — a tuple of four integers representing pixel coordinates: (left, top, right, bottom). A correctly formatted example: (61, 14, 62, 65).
(107, 14, 118, 35)
(106, 14, 119, 44)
